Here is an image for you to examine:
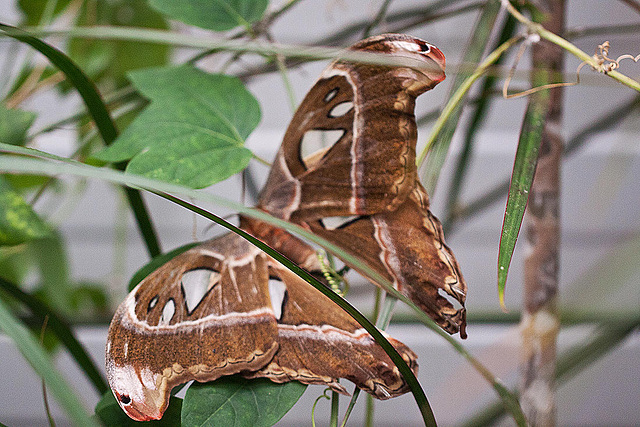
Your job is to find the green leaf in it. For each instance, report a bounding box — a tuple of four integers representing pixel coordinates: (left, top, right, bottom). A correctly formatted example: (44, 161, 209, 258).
(18, 0, 73, 26)
(31, 232, 73, 314)
(0, 244, 31, 283)
(129, 242, 199, 291)
(182, 376, 306, 427)
(0, 293, 98, 426)
(0, 175, 50, 246)
(0, 105, 36, 146)
(68, 0, 170, 90)
(95, 66, 260, 188)
(95, 390, 182, 426)
(497, 92, 547, 309)
(149, 0, 268, 31)
(444, 10, 518, 230)
(70, 282, 109, 315)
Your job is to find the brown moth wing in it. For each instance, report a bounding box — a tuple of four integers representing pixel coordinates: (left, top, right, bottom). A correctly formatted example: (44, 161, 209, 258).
(244, 261, 418, 399)
(258, 34, 446, 222)
(239, 215, 322, 273)
(305, 184, 467, 337)
(106, 233, 279, 421)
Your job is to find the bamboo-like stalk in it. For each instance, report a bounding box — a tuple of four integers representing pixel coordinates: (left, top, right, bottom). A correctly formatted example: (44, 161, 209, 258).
(519, 1, 565, 425)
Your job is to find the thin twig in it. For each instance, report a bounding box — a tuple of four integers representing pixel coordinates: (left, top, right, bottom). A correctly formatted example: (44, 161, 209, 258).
(618, 0, 640, 14)
(363, 0, 394, 38)
(501, 0, 640, 92)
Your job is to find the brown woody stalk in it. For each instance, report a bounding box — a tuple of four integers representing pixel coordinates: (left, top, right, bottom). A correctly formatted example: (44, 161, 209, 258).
(520, 1, 565, 425)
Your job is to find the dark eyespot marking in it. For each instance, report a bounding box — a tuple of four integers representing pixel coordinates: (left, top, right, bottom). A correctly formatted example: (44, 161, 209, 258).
(120, 394, 131, 405)
(416, 40, 431, 53)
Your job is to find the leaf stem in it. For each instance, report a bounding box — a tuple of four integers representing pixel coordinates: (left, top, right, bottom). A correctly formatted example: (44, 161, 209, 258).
(330, 390, 339, 427)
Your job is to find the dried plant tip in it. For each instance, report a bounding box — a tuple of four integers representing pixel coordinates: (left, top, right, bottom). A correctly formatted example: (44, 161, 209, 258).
(590, 40, 640, 73)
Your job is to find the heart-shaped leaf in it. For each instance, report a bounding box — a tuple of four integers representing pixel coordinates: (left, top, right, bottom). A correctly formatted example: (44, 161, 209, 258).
(182, 376, 307, 427)
(149, 0, 268, 31)
(94, 66, 260, 188)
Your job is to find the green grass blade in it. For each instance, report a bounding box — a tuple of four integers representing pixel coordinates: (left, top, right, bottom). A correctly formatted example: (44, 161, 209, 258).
(497, 92, 548, 309)
(0, 277, 108, 394)
(0, 150, 436, 425)
(15, 25, 455, 72)
(444, 12, 518, 230)
(0, 292, 99, 426)
(0, 22, 161, 258)
(421, 0, 501, 194)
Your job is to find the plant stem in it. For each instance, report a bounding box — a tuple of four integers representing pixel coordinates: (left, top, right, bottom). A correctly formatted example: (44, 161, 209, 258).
(0, 289, 98, 426)
(501, 0, 640, 92)
(0, 277, 108, 394)
(0, 151, 521, 426)
(443, 9, 518, 231)
(365, 295, 398, 426)
(330, 390, 339, 427)
(16, 26, 444, 73)
(447, 93, 640, 228)
(0, 23, 162, 259)
(417, 35, 523, 168)
(363, 0, 393, 38)
(461, 315, 640, 426)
